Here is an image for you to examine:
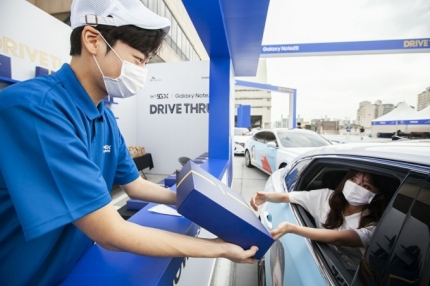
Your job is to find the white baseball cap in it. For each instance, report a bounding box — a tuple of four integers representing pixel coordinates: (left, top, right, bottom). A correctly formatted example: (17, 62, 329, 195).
(70, 0, 170, 33)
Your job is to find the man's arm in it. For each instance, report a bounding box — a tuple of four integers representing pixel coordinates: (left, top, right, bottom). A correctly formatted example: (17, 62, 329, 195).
(121, 176, 176, 205)
(73, 203, 258, 263)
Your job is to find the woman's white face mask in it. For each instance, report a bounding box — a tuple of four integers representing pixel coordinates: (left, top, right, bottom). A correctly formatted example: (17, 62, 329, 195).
(93, 32, 148, 98)
(342, 180, 377, 206)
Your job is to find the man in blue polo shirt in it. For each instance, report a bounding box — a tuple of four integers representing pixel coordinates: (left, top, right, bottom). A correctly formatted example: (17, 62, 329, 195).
(0, 0, 257, 284)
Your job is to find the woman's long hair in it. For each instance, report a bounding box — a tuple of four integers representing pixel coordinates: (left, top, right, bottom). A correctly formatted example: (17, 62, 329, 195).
(322, 170, 385, 229)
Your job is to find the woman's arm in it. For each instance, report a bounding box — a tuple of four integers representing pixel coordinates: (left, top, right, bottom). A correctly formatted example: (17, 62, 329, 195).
(271, 222, 363, 247)
(250, 191, 290, 211)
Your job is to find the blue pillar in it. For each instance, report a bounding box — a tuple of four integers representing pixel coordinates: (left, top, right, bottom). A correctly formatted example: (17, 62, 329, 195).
(236, 105, 251, 128)
(289, 89, 297, 129)
(209, 58, 232, 161)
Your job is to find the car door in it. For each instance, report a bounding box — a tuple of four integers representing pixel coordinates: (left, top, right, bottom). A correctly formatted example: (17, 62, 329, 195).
(251, 131, 268, 171)
(354, 172, 430, 285)
(263, 158, 327, 286)
(263, 131, 278, 173)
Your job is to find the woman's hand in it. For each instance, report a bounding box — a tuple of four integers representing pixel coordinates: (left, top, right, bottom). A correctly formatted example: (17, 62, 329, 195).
(270, 222, 295, 240)
(270, 222, 363, 247)
(250, 191, 268, 211)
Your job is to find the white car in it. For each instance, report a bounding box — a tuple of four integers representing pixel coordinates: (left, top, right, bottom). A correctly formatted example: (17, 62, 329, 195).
(244, 128, 331, 174)
(257, 139, 430, 286)
(234, 127, 252, 154)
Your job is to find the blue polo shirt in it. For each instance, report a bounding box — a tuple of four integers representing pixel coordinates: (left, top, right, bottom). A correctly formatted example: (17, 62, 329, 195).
(0, 64, 140, 285)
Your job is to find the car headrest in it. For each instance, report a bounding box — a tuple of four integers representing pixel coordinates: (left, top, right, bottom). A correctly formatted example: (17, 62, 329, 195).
(322, 171, 348, 190)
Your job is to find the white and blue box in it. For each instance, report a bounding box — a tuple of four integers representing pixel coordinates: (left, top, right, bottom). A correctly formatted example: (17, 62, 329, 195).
(176, 161, 273, 259)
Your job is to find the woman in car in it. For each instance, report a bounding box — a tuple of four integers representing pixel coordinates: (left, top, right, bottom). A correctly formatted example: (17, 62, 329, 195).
(250, 170, 384, 269)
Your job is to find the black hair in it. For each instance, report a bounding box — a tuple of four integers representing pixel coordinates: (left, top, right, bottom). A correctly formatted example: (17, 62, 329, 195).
(70, 24, 166, 58)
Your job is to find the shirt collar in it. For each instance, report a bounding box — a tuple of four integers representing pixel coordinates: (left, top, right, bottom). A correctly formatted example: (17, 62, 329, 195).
(55, 63, 105, 120)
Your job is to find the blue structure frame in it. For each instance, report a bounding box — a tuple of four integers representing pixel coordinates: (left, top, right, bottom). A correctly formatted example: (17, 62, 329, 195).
(259, 38, 429, 130)
(235, 80, 297, 129)
(261, 38, 430, 57)
(182, 0, 270, 186)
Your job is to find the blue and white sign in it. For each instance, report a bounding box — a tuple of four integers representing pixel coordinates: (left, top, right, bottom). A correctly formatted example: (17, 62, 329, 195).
(261, 38, 430, 57)
(403, 119, 430, 125)
(372, 119, 430, 125)
(372, 121, 397, 125)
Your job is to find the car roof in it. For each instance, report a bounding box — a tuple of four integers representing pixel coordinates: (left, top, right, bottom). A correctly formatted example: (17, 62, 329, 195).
(256, 128, 315, 133)
(297, 140, 430, 167)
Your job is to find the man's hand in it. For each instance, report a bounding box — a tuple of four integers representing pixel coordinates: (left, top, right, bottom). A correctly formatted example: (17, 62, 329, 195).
(250, 191, 268, 211)
(215, 238, 258, 264)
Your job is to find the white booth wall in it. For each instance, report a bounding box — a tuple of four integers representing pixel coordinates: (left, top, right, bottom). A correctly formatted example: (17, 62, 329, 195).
(112, 60, 210, 175)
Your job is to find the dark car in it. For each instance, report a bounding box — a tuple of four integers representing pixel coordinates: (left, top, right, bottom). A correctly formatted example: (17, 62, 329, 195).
(258, 140, 430, 286)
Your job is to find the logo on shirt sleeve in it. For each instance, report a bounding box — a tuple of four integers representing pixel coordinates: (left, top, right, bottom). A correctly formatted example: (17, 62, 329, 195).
(103, 145, 111, 153)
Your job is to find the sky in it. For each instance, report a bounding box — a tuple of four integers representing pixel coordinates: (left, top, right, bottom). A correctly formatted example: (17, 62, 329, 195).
(261, 0, 430, 123)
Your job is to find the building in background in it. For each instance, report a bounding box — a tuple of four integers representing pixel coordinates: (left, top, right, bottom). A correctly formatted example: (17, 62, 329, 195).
(272, 115, 308, 129)
(357, 100, 394, 128)
(417, 86, 430, 111)
(27, 0, 209, 65)
(311, 119, 339, 135)
(375, 100, 395, 118)
(273, 115, 288, 128)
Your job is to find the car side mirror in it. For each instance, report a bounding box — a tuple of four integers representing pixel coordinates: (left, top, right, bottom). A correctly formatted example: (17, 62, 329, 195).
(266, 141, 277, 148)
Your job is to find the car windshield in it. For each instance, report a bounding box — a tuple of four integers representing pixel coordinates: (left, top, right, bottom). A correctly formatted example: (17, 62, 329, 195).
(277, 131, 331, 148)
(234, 128, 248, 136)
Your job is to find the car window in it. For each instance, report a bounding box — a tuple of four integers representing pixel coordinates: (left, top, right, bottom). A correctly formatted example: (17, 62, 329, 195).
(284, 159, 311, 191)
(357, 172, 427, 285)
(277, 131, 331, 148)
(265, 131, 277, 144)
(255, 132, 267, 143)
(381, 177, 430, 285)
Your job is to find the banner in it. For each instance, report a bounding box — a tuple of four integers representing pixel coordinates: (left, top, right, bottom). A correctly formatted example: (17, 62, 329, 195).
(0, 0, 71, 81)
(129, 60, 210, 174)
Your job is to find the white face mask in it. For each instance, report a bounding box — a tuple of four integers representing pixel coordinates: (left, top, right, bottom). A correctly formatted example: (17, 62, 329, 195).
(342, 180, 377, 206)
(93, 33, 148, 98)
